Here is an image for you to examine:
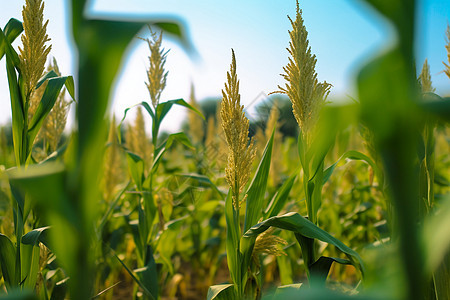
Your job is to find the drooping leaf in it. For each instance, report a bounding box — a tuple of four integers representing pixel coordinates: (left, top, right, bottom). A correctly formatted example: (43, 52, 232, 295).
(21, 226, 50, 248)
(0, 18, 23, 60)
(241, 212, 365, 276)
(309, 256, 352, 285)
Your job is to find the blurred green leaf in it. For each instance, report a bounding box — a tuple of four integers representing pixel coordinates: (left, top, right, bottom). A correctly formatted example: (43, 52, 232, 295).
(125, 151, 145, 191)
(323, 150, 380, 185)
(423, 196, 450, 274)
(0, 233, 17, 290)
(273, 283, 302, 296)
(135, 246, 158, 299)
(0, 289, 37, 300)
(50, 278, 69, 300)
(114, 253, 155, 300)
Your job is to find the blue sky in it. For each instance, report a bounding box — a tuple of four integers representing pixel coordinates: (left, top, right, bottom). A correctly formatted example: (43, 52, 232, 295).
(1, 0, 449, 132)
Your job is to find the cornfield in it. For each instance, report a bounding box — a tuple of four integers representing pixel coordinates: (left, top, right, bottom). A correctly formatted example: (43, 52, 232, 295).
(0, 0, 449, 299)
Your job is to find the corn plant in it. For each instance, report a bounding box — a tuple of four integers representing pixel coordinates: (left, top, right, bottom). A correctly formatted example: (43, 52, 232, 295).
(0, 0, 73, 295)
(116, 29, 204, 299)
(207, 48, 365, 300)
(271, 0, 450, 299)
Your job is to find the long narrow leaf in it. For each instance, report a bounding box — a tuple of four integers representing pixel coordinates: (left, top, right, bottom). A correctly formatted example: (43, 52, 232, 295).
(27, 76, 72, 155)
(114, 254, 155, 300)
(241, 212, 365, 276)
(323, 150, 380, 186)
(264, 173, 297, 219)
(244, 129, 274, 232)
(224, 191, 241, 295)
(2, 31, 24, 165)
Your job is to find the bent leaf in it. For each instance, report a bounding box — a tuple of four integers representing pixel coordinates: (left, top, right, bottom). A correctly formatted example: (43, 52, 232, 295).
(241, 212, 365, 276)
(0, 18, 23, 59)
(207, 284, 235, 300)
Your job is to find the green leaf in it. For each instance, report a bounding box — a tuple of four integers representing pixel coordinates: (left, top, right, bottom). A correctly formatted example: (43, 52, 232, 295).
(27, 76, 72, 156)
(152, 21, 195, 55)
(294, 233, 315, 277)
(0, 234, 17, 290)
(420, 95, 450, 122)
(207, 284, 235, 300)
(224, 191, 241, 295)
(177, 173, 224, 198)
(264, 173, 297, 219)
(423, 195, 450, 274)
(36, 70, 58, 89)
(244, 129, 274, 232)
(0, 289, 37, 300)
(117, 102, 154, 143)
(69, 4, 193, 298)
(125, 151, 145, 191)
(0, 18, 23, 60)
(50, 278, 68, 300)
(241, 212, 365, 276)
(164, 132, 195, 149)
(153, 99, 204, 146)
(135, 246, 158, 299)
(20, 243, 40, 290)
(150, 132, 195, 175)
(274, 283, 303, 296)
(21, 226, 50, 247)
(323, 150, 380, 185)
(114, 253, 155, 300)
(309, 256, 352, 285)
(3, 32, 24, 165)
